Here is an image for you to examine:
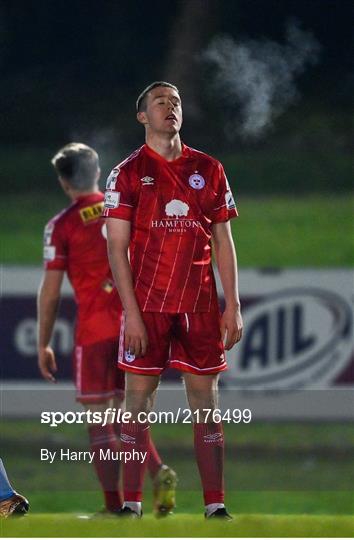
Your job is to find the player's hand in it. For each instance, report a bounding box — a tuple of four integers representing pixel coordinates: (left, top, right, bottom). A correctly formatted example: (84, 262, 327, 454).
(220, 305, 243, 350)
(38, 346, 57, 382)
(124, 313, 148, 357)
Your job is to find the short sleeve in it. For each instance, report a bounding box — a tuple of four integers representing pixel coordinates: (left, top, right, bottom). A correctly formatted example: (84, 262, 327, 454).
(43, 220, 67, 270)
(211, 162, 238, 223)
(102, 166, 135, 221)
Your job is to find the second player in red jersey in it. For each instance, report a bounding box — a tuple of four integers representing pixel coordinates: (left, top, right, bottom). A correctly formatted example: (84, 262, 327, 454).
(44, 192, 119, 348)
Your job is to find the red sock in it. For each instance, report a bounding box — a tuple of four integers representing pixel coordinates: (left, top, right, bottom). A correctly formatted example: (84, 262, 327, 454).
(147, 435, 163, 478)
(121, 422, 150, 501)
(88, 424, 122, 511)
(193, 422, 225, 505)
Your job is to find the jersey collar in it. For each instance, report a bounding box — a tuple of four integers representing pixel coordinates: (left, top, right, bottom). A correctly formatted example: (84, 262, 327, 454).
(143, 142, 190, 164)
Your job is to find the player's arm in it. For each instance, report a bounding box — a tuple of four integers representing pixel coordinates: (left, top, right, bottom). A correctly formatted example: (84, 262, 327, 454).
(106, 218, 148, 356)
(211, 220, 243, 350)
(37, 270, 64, 382)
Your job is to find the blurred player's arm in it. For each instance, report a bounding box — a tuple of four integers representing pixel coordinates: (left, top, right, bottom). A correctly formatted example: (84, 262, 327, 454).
(211, 221, 243, 350)
(37, 270, 64, 382)
(106, 218, 148, 356)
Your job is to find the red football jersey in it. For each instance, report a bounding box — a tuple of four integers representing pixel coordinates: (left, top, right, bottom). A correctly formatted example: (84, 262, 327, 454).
(102, 144, 238, 313)
(43, 192, 121, 346)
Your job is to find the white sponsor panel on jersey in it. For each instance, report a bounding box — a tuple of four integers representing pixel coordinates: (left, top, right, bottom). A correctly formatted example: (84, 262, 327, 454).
(225, 190, 236, 210)
(165, 199, 189, 218)
(43, 245, 56, 261)
(105, 167, 120, 190)
(104, 191, 120, 209)
(44, 223, 54, 245)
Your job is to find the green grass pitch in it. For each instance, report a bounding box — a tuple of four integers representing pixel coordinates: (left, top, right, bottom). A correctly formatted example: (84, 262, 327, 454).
(2, 513, 354, 537)
(1, 420, 354, 537)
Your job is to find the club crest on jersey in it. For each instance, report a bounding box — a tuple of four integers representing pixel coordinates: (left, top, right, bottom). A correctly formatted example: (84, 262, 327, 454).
(106, 167, 120, 190)
(124, 350, 135, 363)
(104, 191, 120, 209)
(140, 176, 154, 186)
(188, 173, 205, 190)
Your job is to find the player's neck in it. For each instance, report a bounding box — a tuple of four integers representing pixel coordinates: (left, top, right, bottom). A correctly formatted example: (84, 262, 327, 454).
(145, 133, 182, 162)
(69, 187, 100, 202)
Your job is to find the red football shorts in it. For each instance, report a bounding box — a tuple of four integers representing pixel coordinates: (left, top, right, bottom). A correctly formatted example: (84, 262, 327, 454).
(118, 308, 227, 376)
(73, 338, 125, 403)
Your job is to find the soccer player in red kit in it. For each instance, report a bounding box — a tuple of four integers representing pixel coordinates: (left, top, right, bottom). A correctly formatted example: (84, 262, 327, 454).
(37, 142, 177, 516)
(103, 82, 243, 519)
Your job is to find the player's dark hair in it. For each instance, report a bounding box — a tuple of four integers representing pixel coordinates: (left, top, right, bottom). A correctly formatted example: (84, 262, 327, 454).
(51, 143, 99, 191)
(136, 81, 179, 112)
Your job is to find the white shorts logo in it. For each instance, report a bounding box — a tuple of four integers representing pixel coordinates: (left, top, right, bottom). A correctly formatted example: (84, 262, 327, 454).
(125, 350, 136, 363)
(189, 173, 205, 190)
(104, 191, 120, 209)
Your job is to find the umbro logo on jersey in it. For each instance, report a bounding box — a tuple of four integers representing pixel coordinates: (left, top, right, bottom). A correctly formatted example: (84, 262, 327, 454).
(140, 176, 154, 185)
(203, 433, 223, 443)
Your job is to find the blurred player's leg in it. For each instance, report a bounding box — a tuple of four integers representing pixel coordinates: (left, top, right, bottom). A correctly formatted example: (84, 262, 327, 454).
(0, 459, 29, 518)
(152, 463, 178, 518)
(120, 373, 160, 517)
(184, 373, 231, 519)
(75, 340, 125, 514)
(86, 400, 123, 513)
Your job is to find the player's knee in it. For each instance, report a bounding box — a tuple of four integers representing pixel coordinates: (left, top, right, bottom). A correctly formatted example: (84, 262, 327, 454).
(186, 386, 219, 420)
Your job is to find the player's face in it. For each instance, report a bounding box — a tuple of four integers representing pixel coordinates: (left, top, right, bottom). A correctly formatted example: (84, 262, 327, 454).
(138, 86, 183, 135)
